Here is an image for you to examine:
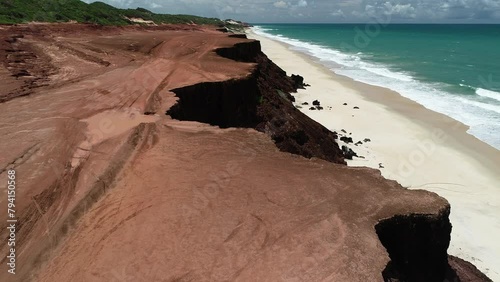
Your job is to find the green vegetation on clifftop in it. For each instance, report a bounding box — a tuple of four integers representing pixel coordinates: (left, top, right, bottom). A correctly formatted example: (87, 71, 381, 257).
(0, 0, 223, 25)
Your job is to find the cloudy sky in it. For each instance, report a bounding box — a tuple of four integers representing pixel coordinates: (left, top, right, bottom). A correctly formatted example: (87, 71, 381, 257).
(85, 0, 500, 23)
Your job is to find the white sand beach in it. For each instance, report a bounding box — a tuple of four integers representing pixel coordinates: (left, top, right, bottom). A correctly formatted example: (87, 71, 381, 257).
(248, 30, 500, 280)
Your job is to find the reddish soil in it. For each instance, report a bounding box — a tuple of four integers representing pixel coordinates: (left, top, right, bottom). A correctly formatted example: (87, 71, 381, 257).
(0, 23, 489, 281)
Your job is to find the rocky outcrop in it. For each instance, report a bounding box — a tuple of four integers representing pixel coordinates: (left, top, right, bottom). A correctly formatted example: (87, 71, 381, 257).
(167, 77, 260, 128)
(169, 40, 345, 164)
(215, 40, 263, 63)
(448, 256, 493, 282)
(375, 206, 491, 281)
(291, 74, 307, 89)
(375, 206, 453, 281)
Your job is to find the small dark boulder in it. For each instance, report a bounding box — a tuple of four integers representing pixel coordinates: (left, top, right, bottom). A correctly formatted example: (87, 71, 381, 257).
(364, 138, 371, 142)
(342, 145, 358, 160)
(343, 103, 347, 106)
(309, 107, 316, 110)
(312, 100, 321, 106)
(341, 129, 347, 134)
(291, 74, 306, 89)
(354, 106, 360, 109)
(379, 163, 384, 169)
(340, 136, 354, 143)
(302, 102, 309, 105)
(355, 141, 363, 146)
(316, 106, 324, 110)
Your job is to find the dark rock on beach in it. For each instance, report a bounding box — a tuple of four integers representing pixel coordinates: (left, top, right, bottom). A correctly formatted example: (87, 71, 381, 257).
(291, 74, 307, 89)
(340, 136, 354, 144)
(342, 145, 358, 160)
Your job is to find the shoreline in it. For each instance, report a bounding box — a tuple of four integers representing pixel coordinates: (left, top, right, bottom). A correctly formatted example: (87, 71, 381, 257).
(247, 29, 500, 280)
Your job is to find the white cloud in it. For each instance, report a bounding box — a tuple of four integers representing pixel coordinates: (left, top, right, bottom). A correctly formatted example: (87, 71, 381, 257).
(383, 2, 416, 18)
(363, 4, 377, 18)
(150, 2, 162, 9)
(274, 1, 288, 8)
(297, 0, 308, 7)
(331, 9, 345, 18)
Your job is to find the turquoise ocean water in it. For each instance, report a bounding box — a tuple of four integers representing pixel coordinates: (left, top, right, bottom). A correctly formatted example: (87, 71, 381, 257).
(253, 24, 500, 150)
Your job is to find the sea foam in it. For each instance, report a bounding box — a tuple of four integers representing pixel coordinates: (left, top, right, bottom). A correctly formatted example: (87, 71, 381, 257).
(477, 88, 500, 102)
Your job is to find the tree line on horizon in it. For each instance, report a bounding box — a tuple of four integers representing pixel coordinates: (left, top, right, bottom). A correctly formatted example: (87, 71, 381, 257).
(0, 0, 223, 25)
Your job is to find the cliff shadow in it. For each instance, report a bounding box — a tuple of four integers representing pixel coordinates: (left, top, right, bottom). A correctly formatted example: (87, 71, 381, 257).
(375, 208, 461, 282)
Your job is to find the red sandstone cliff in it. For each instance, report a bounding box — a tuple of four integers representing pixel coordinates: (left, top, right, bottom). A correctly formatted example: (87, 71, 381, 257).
(0, 24, 490, 282)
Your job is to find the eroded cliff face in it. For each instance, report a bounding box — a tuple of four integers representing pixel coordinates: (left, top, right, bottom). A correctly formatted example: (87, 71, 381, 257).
(375, 206, 492, 282)
(167, 77, 261, 128)
(376, 206, 453, 282)
(168, 40, 346, 164)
